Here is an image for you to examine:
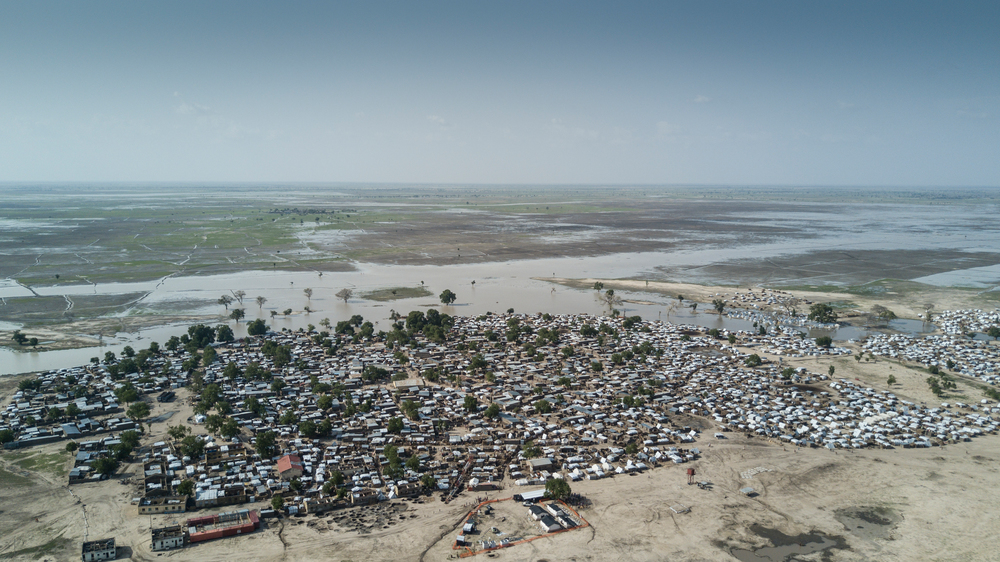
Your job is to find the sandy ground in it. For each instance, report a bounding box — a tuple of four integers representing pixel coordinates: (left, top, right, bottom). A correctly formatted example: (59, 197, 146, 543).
(3, 341, 1000, 562)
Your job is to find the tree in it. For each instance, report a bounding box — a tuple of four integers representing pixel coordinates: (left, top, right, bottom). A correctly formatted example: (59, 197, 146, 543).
(545, 478, 571, 500)
(988, 326, 1000, 340)
(271, 496, 285, 511)
(439, 289, 457, 305)
(601, 289, 621, 309)
(871, 304, 897, 322)
(120, 400, 144, 420)
(468, 354, 488, 372)
(180, 435, 205, 458)
(271, 379, 287, 395)
(247, 319, 268, 336)
(47, 406, 64, 422)
(808, 303, 838, 324)
(66, 441, 78, 453)
(591, 361, 603, 372)
(463, 394, 478, 413)
(120, 430, 141, 450)
(887, 374, 897, 386)
(298, 420, 317, 438)
(255, 430, 277, 458)
(815, 336, 833, 348)
(115, 383, 139, 405)
(522, 440, 540, 459)
(177, 479, 195, 496)
(0, 429, 14, 444)
(230, 308, 246, 323)
(828, 365, 835, 376)
(329, 470, 345, 488)
(303, 288, 313, 301)
(406, 454, 420, 472)
(93, 457, 120, 477)
(11, 330, 28, 345)
(167, 424, 190, 441)
(744, 354, 762, 367)
(421, 473, 436, 489)
(216, 324, 235, 342)
(534, 399, 552, 414)
(484, 403, 500, 419)
(232, 290, 246, 305)
(388, 417, 404, 433)
(712, 299, 726, 314)
(256, 296, 267, 309)
(336, 288, 353, 303)
(218, 295, 234, 310)
(593, 281, 604, 291)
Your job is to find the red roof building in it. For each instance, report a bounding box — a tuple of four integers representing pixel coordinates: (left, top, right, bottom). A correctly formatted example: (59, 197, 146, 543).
(276, 454, 303, 479)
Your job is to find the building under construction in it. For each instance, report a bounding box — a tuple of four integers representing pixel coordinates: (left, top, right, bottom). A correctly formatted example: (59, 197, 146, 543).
(151, 525, 186, 551)
(185, 509, 260, 544)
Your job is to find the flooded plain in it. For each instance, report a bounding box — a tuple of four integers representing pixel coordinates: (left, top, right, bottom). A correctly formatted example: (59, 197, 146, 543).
(2, 185, 999, 375)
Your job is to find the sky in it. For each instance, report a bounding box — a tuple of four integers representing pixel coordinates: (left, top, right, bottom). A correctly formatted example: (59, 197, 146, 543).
(0, 1, 997, 186)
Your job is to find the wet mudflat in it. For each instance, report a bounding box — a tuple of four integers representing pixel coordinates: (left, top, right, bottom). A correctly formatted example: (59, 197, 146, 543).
(730, 524, 848, 562)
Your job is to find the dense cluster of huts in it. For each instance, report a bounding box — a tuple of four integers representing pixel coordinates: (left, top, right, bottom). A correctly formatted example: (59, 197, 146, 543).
(862, 333, 1000, 385)
(933, 309, 1000, 336)
(3, 307, 999, 536)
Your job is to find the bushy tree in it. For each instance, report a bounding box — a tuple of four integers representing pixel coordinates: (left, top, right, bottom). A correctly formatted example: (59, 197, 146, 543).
(255, 430, 277, 458)
(808, 303, 838, 324)
(463, 394, 478, 413)
(247, 319, 269, 336)
(544, 478, 571, 500)
(93, 457, 120, 477)
(177, 479, 195, 496)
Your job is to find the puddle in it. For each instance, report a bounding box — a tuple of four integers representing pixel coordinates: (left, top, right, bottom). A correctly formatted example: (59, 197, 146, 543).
(147, 411, 176, 424)
(834, 507, 901, 541)
(730, 524, 847, 562)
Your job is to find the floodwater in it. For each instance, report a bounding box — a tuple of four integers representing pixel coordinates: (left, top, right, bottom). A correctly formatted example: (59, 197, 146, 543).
(3, 192, 999, 376)
(1, 254, 726, 374)
(0, 252, 937, 375)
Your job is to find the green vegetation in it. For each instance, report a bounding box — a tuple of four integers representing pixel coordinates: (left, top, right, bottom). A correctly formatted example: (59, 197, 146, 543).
(0, 466, 35, 487)
(544, 478, 571, 501)
(439, 289, 457, 305)
(808, 303, 838, 323)
(360, 286, 433, 301)
(6, 450, 71, 479)
(0, 537, 74, 560)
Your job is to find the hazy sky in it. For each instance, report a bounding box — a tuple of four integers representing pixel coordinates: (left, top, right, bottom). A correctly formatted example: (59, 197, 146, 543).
(1, 1, 997, 186)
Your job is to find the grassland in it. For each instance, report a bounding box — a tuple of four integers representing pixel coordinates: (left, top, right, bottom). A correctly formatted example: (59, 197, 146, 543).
(5, 450, 72, 480)
(359, 286, 433, 301)
(0, 466, 35, 487)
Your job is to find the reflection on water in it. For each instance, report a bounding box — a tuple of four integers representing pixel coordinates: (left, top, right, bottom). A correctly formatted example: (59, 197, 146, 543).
(0, 255, 940, 376)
